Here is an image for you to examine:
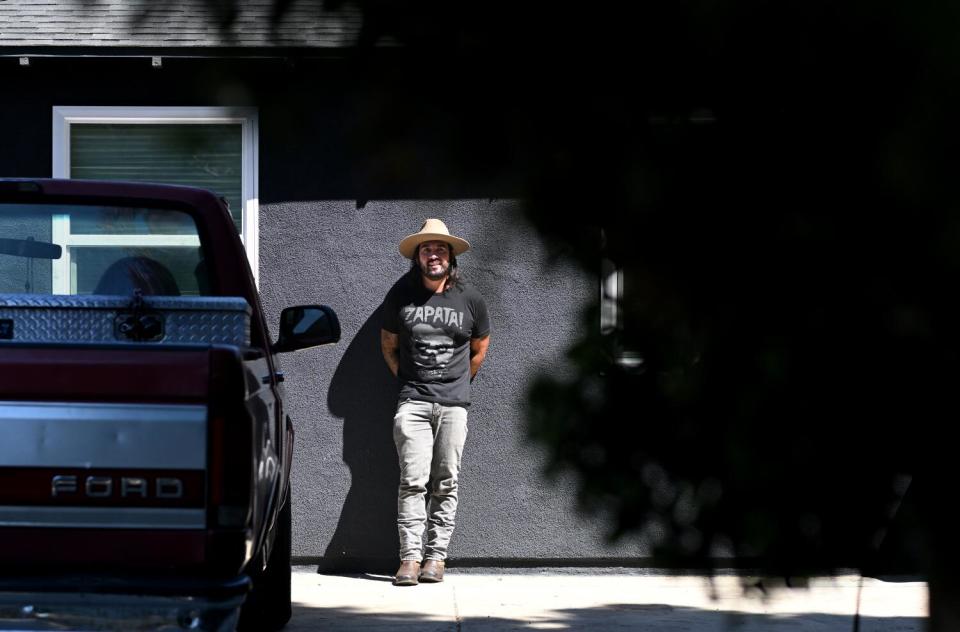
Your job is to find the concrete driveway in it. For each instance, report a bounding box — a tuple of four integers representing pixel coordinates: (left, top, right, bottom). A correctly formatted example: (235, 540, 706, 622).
(287, 567, 926, 631)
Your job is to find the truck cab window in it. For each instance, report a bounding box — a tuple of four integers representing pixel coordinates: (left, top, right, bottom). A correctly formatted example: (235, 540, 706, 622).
(0, 203, 209, 296)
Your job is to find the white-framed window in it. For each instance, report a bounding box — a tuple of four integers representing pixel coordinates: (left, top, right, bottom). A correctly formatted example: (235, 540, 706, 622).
(52, 106, 259, 290)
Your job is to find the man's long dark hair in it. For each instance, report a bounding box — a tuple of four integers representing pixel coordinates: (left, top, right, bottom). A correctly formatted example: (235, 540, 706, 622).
(407, 242, 463, 292)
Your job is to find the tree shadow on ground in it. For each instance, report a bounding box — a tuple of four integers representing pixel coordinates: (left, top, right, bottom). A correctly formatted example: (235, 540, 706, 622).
(323, 308, 401, 573)
(286, 601, 924, 631)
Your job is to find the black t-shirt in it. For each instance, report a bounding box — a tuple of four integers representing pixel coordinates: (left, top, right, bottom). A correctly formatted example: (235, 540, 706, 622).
(382, 277, 490, 406)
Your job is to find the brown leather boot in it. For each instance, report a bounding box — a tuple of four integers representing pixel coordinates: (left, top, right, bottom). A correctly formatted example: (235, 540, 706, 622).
(419, 559, 445, 583)
(394, 560, 421, 586)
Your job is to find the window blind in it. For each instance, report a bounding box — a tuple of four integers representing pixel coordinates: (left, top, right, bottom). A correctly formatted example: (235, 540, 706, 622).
(70, 124, 243, 231)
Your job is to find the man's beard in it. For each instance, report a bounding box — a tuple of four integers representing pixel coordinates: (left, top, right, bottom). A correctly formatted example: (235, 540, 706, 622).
(420, 260, 449, 281)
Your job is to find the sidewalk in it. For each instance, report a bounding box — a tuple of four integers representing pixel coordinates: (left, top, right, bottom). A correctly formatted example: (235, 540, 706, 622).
(287, 567, 927, 631)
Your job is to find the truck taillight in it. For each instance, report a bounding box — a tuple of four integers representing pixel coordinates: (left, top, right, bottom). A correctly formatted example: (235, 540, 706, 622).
(207, 347, 253, 529)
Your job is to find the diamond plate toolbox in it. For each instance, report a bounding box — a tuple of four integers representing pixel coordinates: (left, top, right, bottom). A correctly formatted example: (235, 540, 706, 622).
(0, 294, 251, 345)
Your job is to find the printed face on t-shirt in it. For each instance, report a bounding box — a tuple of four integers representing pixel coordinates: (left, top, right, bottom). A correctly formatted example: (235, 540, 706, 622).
(401, 302, 468, 376)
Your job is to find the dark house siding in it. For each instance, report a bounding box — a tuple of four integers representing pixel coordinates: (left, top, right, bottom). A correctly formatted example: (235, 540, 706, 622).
(0, 55, 643, 567)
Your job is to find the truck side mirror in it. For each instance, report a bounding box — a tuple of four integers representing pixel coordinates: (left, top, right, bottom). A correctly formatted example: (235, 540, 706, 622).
(273, 305, 341, 353)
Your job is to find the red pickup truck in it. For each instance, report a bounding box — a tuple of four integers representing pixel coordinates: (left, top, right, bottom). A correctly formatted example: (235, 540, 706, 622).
(0, 179, 339, 631)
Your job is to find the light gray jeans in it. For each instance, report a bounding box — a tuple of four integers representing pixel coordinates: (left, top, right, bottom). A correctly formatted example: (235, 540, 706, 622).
(393, 399, 468, 562)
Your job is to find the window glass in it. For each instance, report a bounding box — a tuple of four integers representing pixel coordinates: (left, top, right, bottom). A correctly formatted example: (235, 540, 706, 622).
(73, 247, 205, 296)
(0, 203, 209, 296)
(70, 206, 197, 236)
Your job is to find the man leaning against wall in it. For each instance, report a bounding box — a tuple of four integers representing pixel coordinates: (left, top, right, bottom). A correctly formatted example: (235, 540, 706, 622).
(379, 219, 491, 586)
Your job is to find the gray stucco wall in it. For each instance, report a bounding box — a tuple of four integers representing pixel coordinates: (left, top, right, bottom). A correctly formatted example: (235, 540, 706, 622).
(258, 198, 645, 567)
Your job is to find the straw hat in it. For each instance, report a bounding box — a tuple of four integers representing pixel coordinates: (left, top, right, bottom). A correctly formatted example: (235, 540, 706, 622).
(398, 218, 471, 258)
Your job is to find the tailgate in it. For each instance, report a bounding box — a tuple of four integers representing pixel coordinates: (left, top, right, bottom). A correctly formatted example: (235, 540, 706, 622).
(0, 346, 213, 570)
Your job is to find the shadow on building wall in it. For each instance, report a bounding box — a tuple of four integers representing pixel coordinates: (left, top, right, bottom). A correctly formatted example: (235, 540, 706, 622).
(322, 306, 401, 573)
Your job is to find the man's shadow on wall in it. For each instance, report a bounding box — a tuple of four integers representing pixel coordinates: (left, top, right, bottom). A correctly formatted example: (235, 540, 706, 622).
(322, 306, 400, 574)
